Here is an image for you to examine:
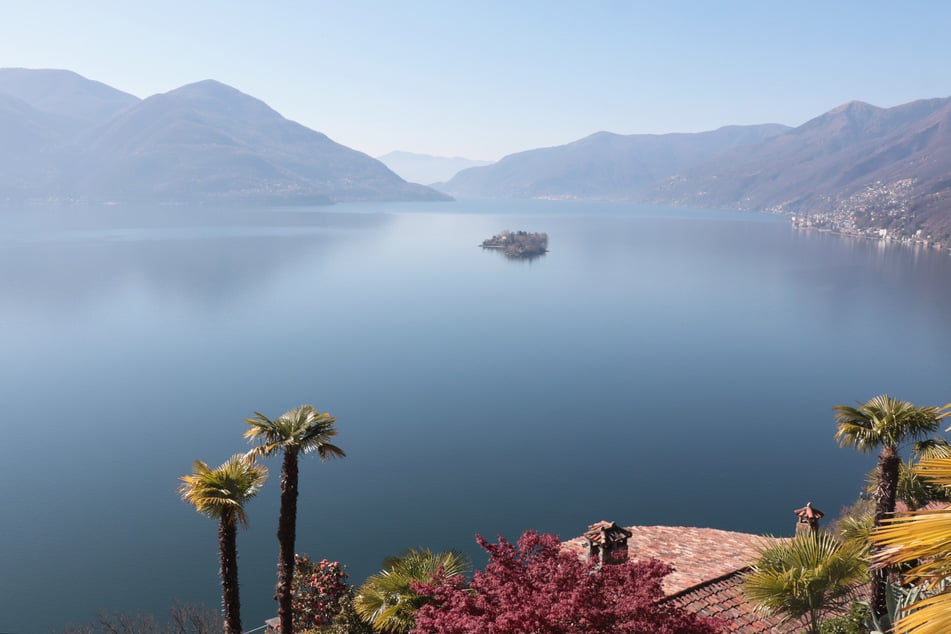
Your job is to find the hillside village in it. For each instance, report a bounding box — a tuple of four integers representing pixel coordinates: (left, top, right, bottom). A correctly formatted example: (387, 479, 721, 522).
(784, 178, 949, 251)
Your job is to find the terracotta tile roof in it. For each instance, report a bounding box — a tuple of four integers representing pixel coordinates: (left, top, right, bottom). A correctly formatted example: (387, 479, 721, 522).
(563, 524, 799, 632)
(665, 569, 799, 633)
(563, 525, 775, 594)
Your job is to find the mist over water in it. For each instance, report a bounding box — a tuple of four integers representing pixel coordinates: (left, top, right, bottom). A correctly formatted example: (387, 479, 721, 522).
(2, 199, 950, 632)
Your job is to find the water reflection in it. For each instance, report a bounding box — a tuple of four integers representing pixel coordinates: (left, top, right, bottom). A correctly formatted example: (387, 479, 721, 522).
(2, 203, 951, 633)
(0, 206, 393, 311)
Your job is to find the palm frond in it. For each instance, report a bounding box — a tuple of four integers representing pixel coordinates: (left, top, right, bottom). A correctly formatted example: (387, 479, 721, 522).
(354, 548, 470, 633)
(915, 437, 951, 460)
(891, 591, 951, 634)
(835, 395, 948, 453)
(869, 456, 951, 634)
(743, 532, 867, 628)
(245, 405, 345, 460)
(179, 454, 268, 526)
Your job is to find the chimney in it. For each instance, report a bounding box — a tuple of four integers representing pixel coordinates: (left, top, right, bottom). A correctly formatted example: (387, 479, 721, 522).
(582, 520, 633, 565)
(793, 502, 824, 536)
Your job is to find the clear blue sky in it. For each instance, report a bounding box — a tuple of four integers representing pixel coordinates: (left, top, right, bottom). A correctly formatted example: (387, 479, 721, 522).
(2, 1, 949, 160)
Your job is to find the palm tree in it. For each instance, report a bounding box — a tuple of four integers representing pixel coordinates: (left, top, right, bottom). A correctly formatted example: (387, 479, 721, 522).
(179, 453, 268, 634)
(245, 405, 345, 634)
(834, 395, 951, 617)
(870, 457, 951, 634)
(354, 548, 470, 634)
(742, 532, 868, 634)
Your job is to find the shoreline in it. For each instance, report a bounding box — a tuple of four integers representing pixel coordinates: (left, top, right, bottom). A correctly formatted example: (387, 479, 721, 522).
(788, 217, 951, 256)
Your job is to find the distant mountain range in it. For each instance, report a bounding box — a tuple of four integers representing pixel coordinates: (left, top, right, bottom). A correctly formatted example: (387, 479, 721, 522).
(377, 151, 492, 186)
(439, 98, 951, 245)
(645, 98, 951, 243)
(0, 68, 448, 205)
(438, 124, 791, 200)
(5, 68, 950, 244)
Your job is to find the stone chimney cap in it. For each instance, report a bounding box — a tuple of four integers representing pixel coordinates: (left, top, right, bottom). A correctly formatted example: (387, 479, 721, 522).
(793, 502, 824, 520)
(583, 520, 633, 546)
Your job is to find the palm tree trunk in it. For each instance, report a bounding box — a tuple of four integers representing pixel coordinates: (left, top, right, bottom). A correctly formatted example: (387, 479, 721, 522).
(871, 444, 901, 618)
(277, 448, 300, 634)
(219, 515, 242, 634)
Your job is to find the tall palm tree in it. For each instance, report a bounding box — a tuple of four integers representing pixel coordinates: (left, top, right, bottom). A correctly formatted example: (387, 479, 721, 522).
(179, 453, 268, 634)
(245, 405, 345, 634)
(354, 548, 470, 634)
(834, 395, 951, 618)
(870, 457, 951, 634)
(742, 532, 867, 634)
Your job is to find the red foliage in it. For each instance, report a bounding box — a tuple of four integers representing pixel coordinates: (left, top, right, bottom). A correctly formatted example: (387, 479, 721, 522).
(290, 555, 350, 630)
(411, 530, 724, 634)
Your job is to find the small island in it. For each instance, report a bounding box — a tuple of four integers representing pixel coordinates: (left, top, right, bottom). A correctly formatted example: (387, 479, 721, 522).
(481, 230, 549, 259)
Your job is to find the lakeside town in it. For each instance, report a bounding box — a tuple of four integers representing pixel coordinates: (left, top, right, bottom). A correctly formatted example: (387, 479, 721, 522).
(778, 178, 950, 253)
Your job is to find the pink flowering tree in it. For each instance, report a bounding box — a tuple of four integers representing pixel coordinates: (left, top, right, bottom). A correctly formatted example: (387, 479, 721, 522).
(291, 555, 350, 631)
(412, 530, 724, 634)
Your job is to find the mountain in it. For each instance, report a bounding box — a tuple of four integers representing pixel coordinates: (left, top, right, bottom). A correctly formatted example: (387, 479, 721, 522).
(377, 151, 493, 185)
(0, 69, 448, 205)
(0, 68, 139, 131)
(75, 80, 448, 203)
(0, 93, 66, 197)
(0, 69, 141, 201)
(438, 124, 790, 199)
(646, 97, 951, 242)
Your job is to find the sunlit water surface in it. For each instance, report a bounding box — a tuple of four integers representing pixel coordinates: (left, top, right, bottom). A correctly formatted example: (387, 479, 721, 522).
(2, 199, 950, 632)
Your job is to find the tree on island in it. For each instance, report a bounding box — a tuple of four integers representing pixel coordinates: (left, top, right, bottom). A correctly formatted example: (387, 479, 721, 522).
(481, 230, 549, 258)
(245, 405, 345, 634)
(834, 395, 951, 619)
(411, 530, 723, 634)
(179, 454, 268, 634)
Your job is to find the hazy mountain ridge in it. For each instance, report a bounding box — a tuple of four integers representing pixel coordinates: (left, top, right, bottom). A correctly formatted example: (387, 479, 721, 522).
(438, 124, 791, 200)
(0, 69, 448, 204)
(646, 97, 951, 243)
(440, 96, 951, 245)
(0, 68, 140, 131)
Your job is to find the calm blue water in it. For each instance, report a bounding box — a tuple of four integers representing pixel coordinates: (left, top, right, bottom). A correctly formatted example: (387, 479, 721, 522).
(2, 199, 950, 632)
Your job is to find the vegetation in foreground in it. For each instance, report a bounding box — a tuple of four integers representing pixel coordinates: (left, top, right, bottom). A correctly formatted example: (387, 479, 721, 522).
(738, 394, 951, 634)
(742, 532, 867, 633)
(179, 454, 267, 634)
(834, 395, 951, 619)
(354, 548, 470, 634)
(870, 458, 951, 634)
(412, 530, 723, 634)
(64, 391, 951, 634)
(61, 603, 223, 634)
(245, 405, 345, 634)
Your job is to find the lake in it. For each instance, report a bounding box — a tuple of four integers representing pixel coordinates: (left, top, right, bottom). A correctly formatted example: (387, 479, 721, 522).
(2, 199, 950, 632)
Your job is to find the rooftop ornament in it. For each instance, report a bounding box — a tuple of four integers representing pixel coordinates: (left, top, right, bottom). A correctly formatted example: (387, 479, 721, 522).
(793, 502, 824, 536)
(582, 520, 633, 565)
